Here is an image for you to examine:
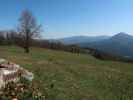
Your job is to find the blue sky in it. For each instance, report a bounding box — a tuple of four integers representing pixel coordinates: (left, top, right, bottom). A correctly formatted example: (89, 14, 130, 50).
(0, 0, 133, 39)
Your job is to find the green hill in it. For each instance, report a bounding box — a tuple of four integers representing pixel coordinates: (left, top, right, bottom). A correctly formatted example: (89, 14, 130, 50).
(0, 46, 133, 100)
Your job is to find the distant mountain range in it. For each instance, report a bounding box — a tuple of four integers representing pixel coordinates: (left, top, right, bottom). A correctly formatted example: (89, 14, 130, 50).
(52, 32, 133, 58)
(80, 32, 133, 58)
(51, 35, 110, 45)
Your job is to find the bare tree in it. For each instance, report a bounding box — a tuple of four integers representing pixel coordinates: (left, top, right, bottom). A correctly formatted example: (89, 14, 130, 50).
(18, 10, 41, 53)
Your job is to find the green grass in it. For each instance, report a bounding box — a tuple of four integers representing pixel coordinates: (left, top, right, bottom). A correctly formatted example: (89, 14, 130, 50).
(1, 46, 133, 100)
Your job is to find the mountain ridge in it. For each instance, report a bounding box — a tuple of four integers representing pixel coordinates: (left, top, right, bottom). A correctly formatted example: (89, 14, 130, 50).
(51, 32, 133, 58)
(80, 32, 133, 58)
(51, 35, 110, 45)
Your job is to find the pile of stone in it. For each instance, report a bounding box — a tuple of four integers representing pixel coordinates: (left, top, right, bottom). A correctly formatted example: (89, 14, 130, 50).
(0, 59, 45, 100)
(0, 58, 34, 89)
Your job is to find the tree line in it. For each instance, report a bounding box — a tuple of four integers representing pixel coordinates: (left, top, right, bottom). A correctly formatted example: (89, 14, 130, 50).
(0, 30, 88, 55)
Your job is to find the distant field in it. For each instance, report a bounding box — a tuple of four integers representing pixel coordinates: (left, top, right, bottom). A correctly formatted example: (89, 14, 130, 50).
(0, 46, 133, 100)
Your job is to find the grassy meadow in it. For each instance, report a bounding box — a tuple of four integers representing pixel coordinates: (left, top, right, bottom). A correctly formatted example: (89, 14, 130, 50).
(0, 46, 133, 100)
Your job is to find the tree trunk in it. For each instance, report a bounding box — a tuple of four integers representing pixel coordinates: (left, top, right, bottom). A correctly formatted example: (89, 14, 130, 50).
(24, 30, 30, 53)
(24, 46, 29, 53)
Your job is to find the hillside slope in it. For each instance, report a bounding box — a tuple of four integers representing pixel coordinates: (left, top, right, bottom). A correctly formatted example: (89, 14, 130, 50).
(0, 46, 133, 100)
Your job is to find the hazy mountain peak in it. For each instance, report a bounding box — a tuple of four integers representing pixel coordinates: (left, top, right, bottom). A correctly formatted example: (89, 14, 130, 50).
(117, 32, 128, 36)
(111, 32, 132, 40)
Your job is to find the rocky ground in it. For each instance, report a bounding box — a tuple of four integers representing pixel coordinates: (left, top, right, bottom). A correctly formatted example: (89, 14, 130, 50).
(0, 78, 45, 100)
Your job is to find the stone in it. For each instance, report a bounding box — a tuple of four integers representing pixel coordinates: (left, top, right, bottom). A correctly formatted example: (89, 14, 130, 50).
(0, 58, 34, 89)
